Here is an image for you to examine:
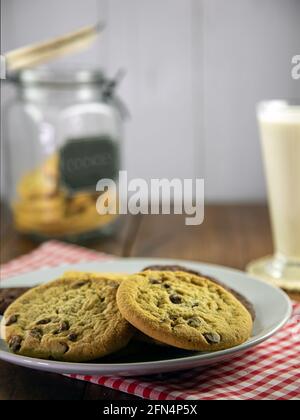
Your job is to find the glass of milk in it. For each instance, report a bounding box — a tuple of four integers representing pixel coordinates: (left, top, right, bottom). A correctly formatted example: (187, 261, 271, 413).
(247, 100, 300, 287)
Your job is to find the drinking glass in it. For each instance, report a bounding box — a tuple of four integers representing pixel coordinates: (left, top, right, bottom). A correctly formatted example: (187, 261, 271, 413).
(247, 100, 300, 287)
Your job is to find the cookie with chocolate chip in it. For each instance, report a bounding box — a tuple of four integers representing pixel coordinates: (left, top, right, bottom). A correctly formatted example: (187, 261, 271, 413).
(2, 273, 133, 362)
(0, 288, 30, 316)
(143, 265, 256, 321)
(117, 271, 253, 352)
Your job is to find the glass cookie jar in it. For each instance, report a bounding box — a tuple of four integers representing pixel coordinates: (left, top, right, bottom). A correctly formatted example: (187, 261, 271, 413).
(4, 69, 126, 242)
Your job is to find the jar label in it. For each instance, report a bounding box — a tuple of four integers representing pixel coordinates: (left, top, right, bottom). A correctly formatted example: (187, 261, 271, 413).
(59, 136, 119, 193)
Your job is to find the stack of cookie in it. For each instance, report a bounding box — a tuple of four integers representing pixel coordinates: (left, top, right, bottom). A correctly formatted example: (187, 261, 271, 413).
(13, 154, 116, 238)
(2, 266, 254, 362)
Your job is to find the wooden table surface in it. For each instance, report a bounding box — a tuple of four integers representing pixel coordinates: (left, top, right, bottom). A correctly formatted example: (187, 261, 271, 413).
(0, 204, 299, 400)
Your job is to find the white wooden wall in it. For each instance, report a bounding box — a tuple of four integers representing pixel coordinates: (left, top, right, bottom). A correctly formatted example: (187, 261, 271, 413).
(1, 0, 299, 201)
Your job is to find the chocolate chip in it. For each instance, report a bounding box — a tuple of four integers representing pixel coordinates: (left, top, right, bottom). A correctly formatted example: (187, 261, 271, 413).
(150, 278, 162, 285)
(29, 328, 43, 340)
(72, 281, 90, 289)
(58, 342, 69, 354)
(204, 332, 221, 344)
(72, 281, 85, 288)
(5, 314, 19, 326)
(188, 318, 202, 328)
(68, 333, 78, 342)
(9, 335, 22, 352)
(169, 294, 182, 304)
(36, 318, 51, 325)
(163, 283, 171, 289)
(192, 302, 199, 308)
(59, 321, 70, 332)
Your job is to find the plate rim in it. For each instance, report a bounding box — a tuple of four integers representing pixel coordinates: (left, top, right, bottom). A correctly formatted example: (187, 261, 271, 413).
(0, 257, 293, 374)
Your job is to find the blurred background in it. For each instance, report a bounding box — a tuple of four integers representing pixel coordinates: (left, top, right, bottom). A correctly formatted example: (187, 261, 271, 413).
(1, 0, 300, 203)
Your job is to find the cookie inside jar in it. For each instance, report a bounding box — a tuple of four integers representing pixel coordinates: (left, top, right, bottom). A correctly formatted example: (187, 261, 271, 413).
(13, 153, 118, 242)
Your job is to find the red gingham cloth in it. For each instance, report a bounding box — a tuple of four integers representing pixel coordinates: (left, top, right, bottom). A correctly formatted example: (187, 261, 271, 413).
(1, 241, 299, 400)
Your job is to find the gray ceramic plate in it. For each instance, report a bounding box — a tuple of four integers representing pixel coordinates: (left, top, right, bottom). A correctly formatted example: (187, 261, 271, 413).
(0, 258, 292, 377)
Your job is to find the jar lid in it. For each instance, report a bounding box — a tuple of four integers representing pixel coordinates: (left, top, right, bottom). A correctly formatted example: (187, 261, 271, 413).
(10, 68, 106, 87)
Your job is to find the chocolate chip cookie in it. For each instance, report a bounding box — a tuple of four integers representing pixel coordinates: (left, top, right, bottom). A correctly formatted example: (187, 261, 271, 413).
(0, 288, 30, 316)
(2, 273, 133, 362)
(143, 265, 256, 321)
(117, 271, 253, 352)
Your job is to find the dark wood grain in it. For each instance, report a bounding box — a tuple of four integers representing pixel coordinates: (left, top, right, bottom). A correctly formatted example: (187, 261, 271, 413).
(130, 205, 273, 270)
(0, 362, 85, 400)
(0, 203, 298, 400)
